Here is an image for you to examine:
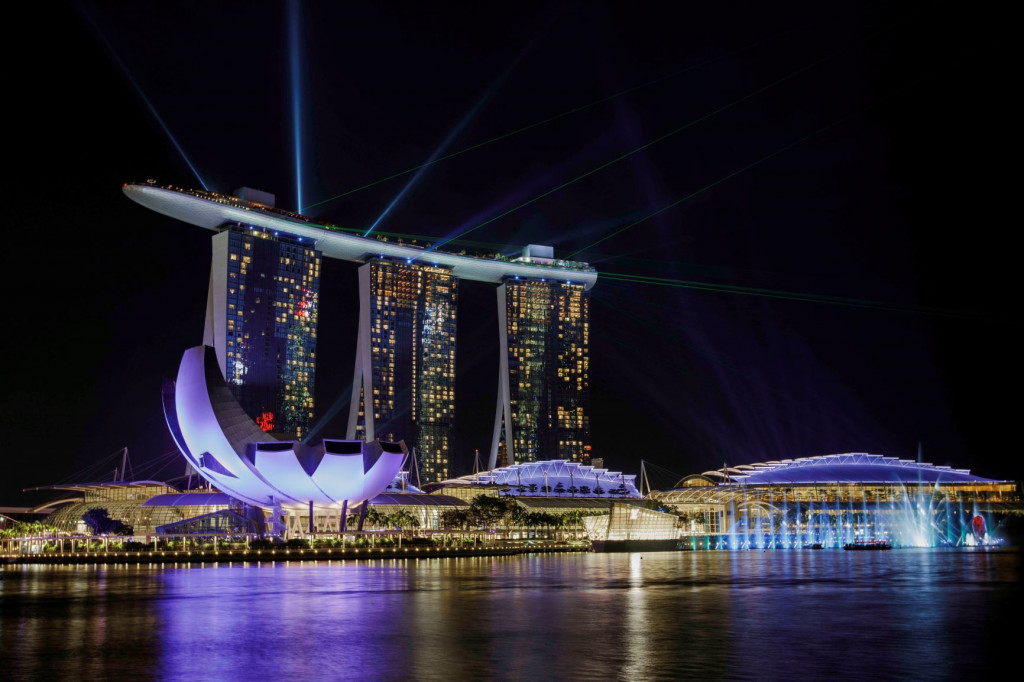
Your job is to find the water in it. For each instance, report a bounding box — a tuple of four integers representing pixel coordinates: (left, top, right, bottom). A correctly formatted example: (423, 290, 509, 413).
(1, 550, 1020, 680)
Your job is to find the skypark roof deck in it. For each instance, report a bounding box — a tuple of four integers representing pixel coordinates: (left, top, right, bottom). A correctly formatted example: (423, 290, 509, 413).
(123, 183, 598, 289)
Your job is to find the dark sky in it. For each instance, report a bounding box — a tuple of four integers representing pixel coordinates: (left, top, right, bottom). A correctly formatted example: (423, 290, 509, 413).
(4, 2, 1016, 502)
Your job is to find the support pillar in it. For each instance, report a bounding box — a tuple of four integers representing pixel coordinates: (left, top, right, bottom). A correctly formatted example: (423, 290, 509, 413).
(490, 283, 513, 469)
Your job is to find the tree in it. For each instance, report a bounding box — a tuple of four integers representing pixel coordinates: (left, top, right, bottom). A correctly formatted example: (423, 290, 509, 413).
(440, 509, 470, 530)
(470, 495, 518, 528)
(1, 520, 59, 539)
(390, 510, 420, 529)
(561, 510, 584, 528)
(594, 486, 605, 495)
(554, 482, 566, 496)
(579, 485, 591, 496)
(644, 499, 673, 514)
(364, 508, 388, 529)
(528, 483, 538, 495)
(81, 508, 133, 536)
(568, 486, 579, 497)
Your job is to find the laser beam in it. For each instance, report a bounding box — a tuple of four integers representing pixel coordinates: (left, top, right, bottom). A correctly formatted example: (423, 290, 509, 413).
(81, 11, 208, 190)
(568, 81, 920, 259)
(598, 271, 988, 320)
(362, 32, 541, 237)
(288, 0, 305, 213)
(429, 20, 904, 252)
(306, 24, 806, 211)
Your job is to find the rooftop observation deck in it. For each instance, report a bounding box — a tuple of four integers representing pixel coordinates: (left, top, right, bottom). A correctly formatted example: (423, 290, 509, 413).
(123, 183, 598, 289)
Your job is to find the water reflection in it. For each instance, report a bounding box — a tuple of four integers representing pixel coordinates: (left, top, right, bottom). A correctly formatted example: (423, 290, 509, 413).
(1, 550, 1019, 680)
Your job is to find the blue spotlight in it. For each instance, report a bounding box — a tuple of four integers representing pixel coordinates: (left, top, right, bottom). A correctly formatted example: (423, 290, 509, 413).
(84, 15, 208, 190)
(288, 0, 304, 213)
(363, 98, 487, 238)
(363, 40, 534, 238)
(136, 90, 209, 191)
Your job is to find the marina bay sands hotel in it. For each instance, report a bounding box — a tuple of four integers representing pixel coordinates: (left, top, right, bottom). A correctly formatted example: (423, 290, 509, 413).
(125, 183, 596, 483)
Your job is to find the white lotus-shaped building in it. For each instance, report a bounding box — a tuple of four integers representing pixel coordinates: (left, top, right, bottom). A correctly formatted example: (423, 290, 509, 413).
(163, 346, 405, 510)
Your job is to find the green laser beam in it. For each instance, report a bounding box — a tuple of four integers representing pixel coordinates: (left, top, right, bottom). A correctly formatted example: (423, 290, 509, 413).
(305, 24, 810, 211)
(599, 271, 990, 320)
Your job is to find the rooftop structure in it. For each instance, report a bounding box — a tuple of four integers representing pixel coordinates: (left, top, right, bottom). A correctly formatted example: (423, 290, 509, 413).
(427, 459, 640, 497)
(680, 453, 1005, 486)
(123, 183, 597, 288)
(653, 453, 1021, 549)
(23, 482, 234, 536)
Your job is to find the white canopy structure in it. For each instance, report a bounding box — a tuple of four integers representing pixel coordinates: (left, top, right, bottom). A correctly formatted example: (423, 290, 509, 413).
(163, 346, 405, 510)
(124, 183, 597, 289)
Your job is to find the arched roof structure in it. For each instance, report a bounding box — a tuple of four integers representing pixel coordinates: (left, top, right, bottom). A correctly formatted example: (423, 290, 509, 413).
(428, 459, 640, 497)
(677, 453, 1001, 487)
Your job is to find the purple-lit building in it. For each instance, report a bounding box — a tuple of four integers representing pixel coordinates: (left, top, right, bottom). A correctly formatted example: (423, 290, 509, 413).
(163, 345, 406, 532)
(652, 453, 1021, 548)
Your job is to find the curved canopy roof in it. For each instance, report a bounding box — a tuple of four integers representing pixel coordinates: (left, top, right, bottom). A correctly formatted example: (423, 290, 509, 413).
(429, 459, 640, 497)
(124, 184, 597, 289)
(680, 453, 1000, 487)
(165, 345, 406, 509)
(369, 493, 467, 507)
(142, 493, 233, 507)
(25, 481, 175, 494)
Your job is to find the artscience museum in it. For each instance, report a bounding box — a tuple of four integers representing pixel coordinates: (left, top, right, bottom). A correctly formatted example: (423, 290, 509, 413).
(163, 345, 407, 534)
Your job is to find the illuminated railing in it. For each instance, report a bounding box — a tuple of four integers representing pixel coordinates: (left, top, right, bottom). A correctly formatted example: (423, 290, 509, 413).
(133, 183, 596, 273)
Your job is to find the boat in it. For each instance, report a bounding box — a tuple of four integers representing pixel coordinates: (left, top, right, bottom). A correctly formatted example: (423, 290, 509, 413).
(807, 543, 825, 550)
(843, 540, 892, 550)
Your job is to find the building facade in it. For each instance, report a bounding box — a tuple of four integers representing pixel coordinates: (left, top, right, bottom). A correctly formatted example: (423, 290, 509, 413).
(491, 247, 591, 468)
(348, 259, 457, 483)
(204, 225, 321, 438)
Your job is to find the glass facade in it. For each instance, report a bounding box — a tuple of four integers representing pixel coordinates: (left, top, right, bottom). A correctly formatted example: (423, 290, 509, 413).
(503, 280, 590, 463)
(221, 228, 320, 439)
(653, 456, 1022, 549)
(353, 259, 457, 483)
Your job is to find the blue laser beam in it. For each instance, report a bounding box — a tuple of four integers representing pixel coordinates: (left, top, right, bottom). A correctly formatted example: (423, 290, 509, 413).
(364, 29, 544, 238)
(81, 11, 208, 190)
(288, 0, 304, 213)
(362, 101, 484, 237)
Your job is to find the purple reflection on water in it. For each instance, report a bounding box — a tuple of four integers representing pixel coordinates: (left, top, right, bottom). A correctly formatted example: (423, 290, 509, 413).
(1, 551, 1020, 679)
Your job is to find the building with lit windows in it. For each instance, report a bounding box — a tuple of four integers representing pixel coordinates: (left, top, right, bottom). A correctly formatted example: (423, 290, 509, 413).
(490, 246, 591, 468)
(123, 183, 597, 469)
(202, 192, 321, 439)
(651, 453, 1022, 549)
(347, 259, 458, 483)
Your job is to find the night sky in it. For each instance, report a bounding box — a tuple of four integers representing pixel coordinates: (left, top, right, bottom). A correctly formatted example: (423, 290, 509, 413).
(5, 2, 1016, 503)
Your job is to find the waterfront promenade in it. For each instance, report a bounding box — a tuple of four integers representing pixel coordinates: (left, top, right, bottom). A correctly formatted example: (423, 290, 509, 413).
(2, 540, 589, 566)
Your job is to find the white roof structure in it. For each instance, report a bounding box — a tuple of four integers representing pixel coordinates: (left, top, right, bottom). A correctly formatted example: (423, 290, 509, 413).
(430, 459, 640, 497)
(164, 345, 405, 510)
(124, 183, 598, 289)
